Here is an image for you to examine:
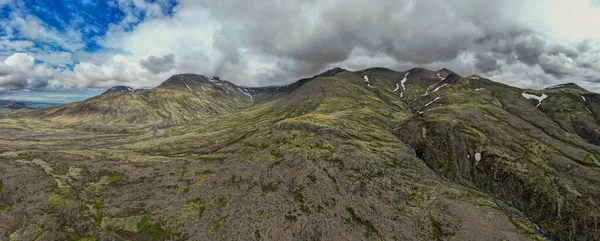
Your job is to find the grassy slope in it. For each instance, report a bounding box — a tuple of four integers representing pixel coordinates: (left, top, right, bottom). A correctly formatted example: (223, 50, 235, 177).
(41, 77, 254, 128)
(0, 70, 549, 240)
(395, 76, 600, 240)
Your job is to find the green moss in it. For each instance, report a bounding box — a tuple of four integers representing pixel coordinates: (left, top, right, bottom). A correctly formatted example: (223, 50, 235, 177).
(48, 193, 67, 208)
(285, 215, 297, 222)
(345, 207, 382, 241)
(52, 163, 70, 176)
(209, 216, 227, 236)
(134, 217, 186, 240)
(261, 181, 279, 192)
(583, 154, 600, 167)
(254, 230, 261, 240)
(185, 197, 207, 217)
(255, 210, 264, 218)
(430, 216, 443, 241)
(509, 216, 548, 240)
(292, 187, 305, 204)
(590, 178, 600, 187)
(136, 214, 151, 231)
(101, 170, 126, 185)
(227, 175, 243, 186)
(217, 195, 230, 207)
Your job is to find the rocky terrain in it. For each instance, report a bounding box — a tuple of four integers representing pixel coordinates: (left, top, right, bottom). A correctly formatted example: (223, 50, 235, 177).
(101, 86, 150, 96)
(1, 67, 599, 240)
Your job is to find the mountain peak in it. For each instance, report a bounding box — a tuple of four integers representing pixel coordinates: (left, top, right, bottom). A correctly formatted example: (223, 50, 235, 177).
(409, 67, 434, 73)
(437, 68, 455, 76)
(544, 82, 588, 92)
(315, 67, 347, 78)
(158, 73, 222, 89)
(442, 72, 462, 84)
(102, 86, 134, 95)
(101, 86, 149, 95)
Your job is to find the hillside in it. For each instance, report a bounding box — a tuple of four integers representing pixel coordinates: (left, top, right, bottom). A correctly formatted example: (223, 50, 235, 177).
(1, 67, 599, 240)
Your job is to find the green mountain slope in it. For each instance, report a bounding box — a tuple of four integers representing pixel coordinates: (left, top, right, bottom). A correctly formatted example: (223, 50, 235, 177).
(41, 74, 256, 126)
(1, 67, 599, 240)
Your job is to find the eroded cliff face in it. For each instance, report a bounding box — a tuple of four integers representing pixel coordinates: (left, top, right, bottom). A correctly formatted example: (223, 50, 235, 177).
(394, 73, 600, 240)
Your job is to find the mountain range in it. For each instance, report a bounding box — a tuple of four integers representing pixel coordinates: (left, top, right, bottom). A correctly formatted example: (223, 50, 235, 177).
(1, 67, 599, 240)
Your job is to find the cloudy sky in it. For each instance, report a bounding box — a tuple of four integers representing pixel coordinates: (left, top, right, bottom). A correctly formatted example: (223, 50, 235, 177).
(1, 0, 600, 92)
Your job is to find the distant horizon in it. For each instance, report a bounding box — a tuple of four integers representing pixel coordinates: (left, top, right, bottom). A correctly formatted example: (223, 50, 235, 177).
(0, 66, 592, 91)
(0, 66, 595, 107)
(0, 88, 104, 107)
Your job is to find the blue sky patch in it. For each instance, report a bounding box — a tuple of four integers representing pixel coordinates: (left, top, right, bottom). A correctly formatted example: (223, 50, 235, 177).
(1, 0, 178, 60)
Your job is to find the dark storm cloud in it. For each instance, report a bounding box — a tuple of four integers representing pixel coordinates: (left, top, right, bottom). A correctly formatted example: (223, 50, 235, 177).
(198, 0, 489, 83)
(6, 0, 598, 91)
(539, 54, 574, 78)
(547, 44, 579, 59)
(197, 0, 600, 88)
(212, 28, 241, 76)
(0, 75, 27, 88)
(474, 53, 500, 73)
(514, 35, 546, 66)
(139, 53, 176, 74)
(587, 77, 600, 83)
(30, 78, 49, 88)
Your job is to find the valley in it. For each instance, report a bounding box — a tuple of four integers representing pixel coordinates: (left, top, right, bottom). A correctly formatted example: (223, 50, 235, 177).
(1, 67, 599, 240)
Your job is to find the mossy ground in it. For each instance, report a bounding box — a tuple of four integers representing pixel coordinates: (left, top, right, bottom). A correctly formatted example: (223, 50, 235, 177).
(1, 69, 586, 240)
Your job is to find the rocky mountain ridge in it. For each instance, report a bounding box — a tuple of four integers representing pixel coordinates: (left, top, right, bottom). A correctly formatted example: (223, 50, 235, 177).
(1, 67, 599, 240)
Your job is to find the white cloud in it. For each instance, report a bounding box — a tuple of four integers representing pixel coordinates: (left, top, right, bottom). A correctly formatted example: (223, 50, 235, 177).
(2, 0, 600, 92)
(34, 51, 73, 67)
(0, 37, 34, 52)
(0, 53, 59, 89)
(6, 14, 85, 52)
(520, 0, 600, 41)
(60, 54, 169, 88)
(4, 52, 34, 68)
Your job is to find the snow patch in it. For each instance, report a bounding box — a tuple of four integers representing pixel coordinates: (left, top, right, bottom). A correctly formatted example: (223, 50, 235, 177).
(239, 88, 254, 101)
(423, 75, 445, 96)
(475, 152, 481, 162)
(582, 96, 587, 102)
(475, 88, 484, 91)
(184, 83, 193, 92)
(425, 97, 441, 107)
(201, 86, 206, 91)
(469, 76, 480, 80)
(433, 83, 448, 93)
(437, 73, 445, 80)
(184, 82, 202, 102)
(364, 75, 374, 88)
(393, 83, 400, 92)
(521, 92, 548, 107)
(399, 71, 410, 97)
